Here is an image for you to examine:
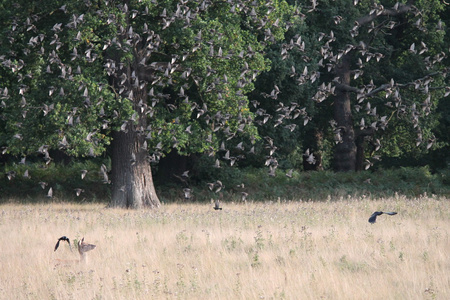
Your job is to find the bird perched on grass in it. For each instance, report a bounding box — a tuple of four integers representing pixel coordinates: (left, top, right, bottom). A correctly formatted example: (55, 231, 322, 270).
(368, 211, 397, 224)
(213, 199, 222, 210)
(54, 236, 72, 251)
(183, 188, 192, 200)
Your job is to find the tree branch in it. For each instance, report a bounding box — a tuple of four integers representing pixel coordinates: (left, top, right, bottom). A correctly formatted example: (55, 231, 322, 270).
(333, 70, 447, 101)
(333, 82, 359, 93)
(365, 71, 444, 98)
(357, 0, 416, 27)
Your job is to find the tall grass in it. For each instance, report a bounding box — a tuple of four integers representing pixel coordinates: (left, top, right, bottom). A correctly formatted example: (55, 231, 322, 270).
(0, 195, 448, 299)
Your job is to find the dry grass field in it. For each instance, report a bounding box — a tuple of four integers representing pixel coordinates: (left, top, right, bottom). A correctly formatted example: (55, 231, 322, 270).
(1, 195, 449, 299)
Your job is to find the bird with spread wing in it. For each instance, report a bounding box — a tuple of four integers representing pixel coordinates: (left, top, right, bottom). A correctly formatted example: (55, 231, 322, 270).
(54, 236, 72, 252)
(368, 211, 397, 224)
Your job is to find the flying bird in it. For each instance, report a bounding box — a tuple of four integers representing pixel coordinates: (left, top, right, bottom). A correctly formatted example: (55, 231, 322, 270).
(368, 211, 398, 224)
(46, 187, 53, 198)
(54, 236, 72, 252)
(285, 169, 293, 178)
(74, 188, 84, 196)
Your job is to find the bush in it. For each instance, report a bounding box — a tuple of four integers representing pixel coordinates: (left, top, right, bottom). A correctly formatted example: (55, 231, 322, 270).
(1, 157, 448, 204)
(0, 159, 110, 203)
(158, 166, 450, 203)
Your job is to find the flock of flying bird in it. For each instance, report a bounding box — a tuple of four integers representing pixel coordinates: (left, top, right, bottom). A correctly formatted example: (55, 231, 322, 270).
(2, 0, 311, 199)
(0, 0, 447, 205)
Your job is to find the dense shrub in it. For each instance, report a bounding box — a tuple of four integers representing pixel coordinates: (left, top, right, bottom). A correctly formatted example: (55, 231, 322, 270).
(1, 159, 448, 203)
(1, 159, 110, 202)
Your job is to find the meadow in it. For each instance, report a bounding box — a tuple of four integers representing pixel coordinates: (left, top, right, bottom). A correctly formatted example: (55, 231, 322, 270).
(1, 195, 449, 299)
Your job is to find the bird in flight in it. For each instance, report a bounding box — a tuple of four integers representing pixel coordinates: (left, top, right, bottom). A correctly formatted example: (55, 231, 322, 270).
(368, 211, 397, 224)
(54, 236, 72, 251)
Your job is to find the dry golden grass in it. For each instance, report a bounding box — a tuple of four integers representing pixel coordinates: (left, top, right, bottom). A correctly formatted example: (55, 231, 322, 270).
(0, 195, 449, 299)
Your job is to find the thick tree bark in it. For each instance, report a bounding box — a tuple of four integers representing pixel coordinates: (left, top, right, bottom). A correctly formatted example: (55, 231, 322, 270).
(110, 128, 160, 209)
(329, 1, 417, 172)
(105, 2, 161, 209)
(109, 76, 160, 209)
(355, 134, 365, 171)
(333, 54, 357, 171)
(355, 128, 376, 171)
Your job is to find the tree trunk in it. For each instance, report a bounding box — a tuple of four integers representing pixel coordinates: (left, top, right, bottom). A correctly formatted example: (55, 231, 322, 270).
(355, 134, 365, 171)
(355, 128, 376, 171)
(110, 128, 160, 209)
(109, 79, 160, 209)
(333, 55, 357, 171)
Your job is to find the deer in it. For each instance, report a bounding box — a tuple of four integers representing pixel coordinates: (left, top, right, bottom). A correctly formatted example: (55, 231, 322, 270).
(54, 236, 96, 264)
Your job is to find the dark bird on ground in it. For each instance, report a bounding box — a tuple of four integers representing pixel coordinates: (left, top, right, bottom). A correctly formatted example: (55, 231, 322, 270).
(54, 236, 72, 252)
(213, 199, 222, 210)
(368, 211, 397, 224)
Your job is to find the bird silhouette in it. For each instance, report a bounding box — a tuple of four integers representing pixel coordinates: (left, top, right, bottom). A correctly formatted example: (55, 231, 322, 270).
(183, 188, 192, 200)
(213, 199, 222, 210)
(54, 236, 72, 252)
(368, 211, 397, 224)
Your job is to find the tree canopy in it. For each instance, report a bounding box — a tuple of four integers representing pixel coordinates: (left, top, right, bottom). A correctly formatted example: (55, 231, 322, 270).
(0, 0, 448, 207)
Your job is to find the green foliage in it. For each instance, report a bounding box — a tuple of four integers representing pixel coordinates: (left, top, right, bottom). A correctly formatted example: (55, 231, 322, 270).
(0, 0, 293, 164)
(0, 0, 136, 157)
(157, 165, 449, 202)
(253, 0, 450, 171)
(0, 159, 110, 202)
(0, 0, 449, 207)
(2, 160, 447, 203)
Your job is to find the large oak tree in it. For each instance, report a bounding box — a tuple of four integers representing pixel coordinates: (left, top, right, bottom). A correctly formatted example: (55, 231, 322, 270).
(252, 0, 449, 171)
(0, 0, 291, 207)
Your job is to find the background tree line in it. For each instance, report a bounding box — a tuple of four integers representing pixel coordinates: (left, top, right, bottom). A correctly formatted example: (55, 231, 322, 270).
(0, 0, 449, 208)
